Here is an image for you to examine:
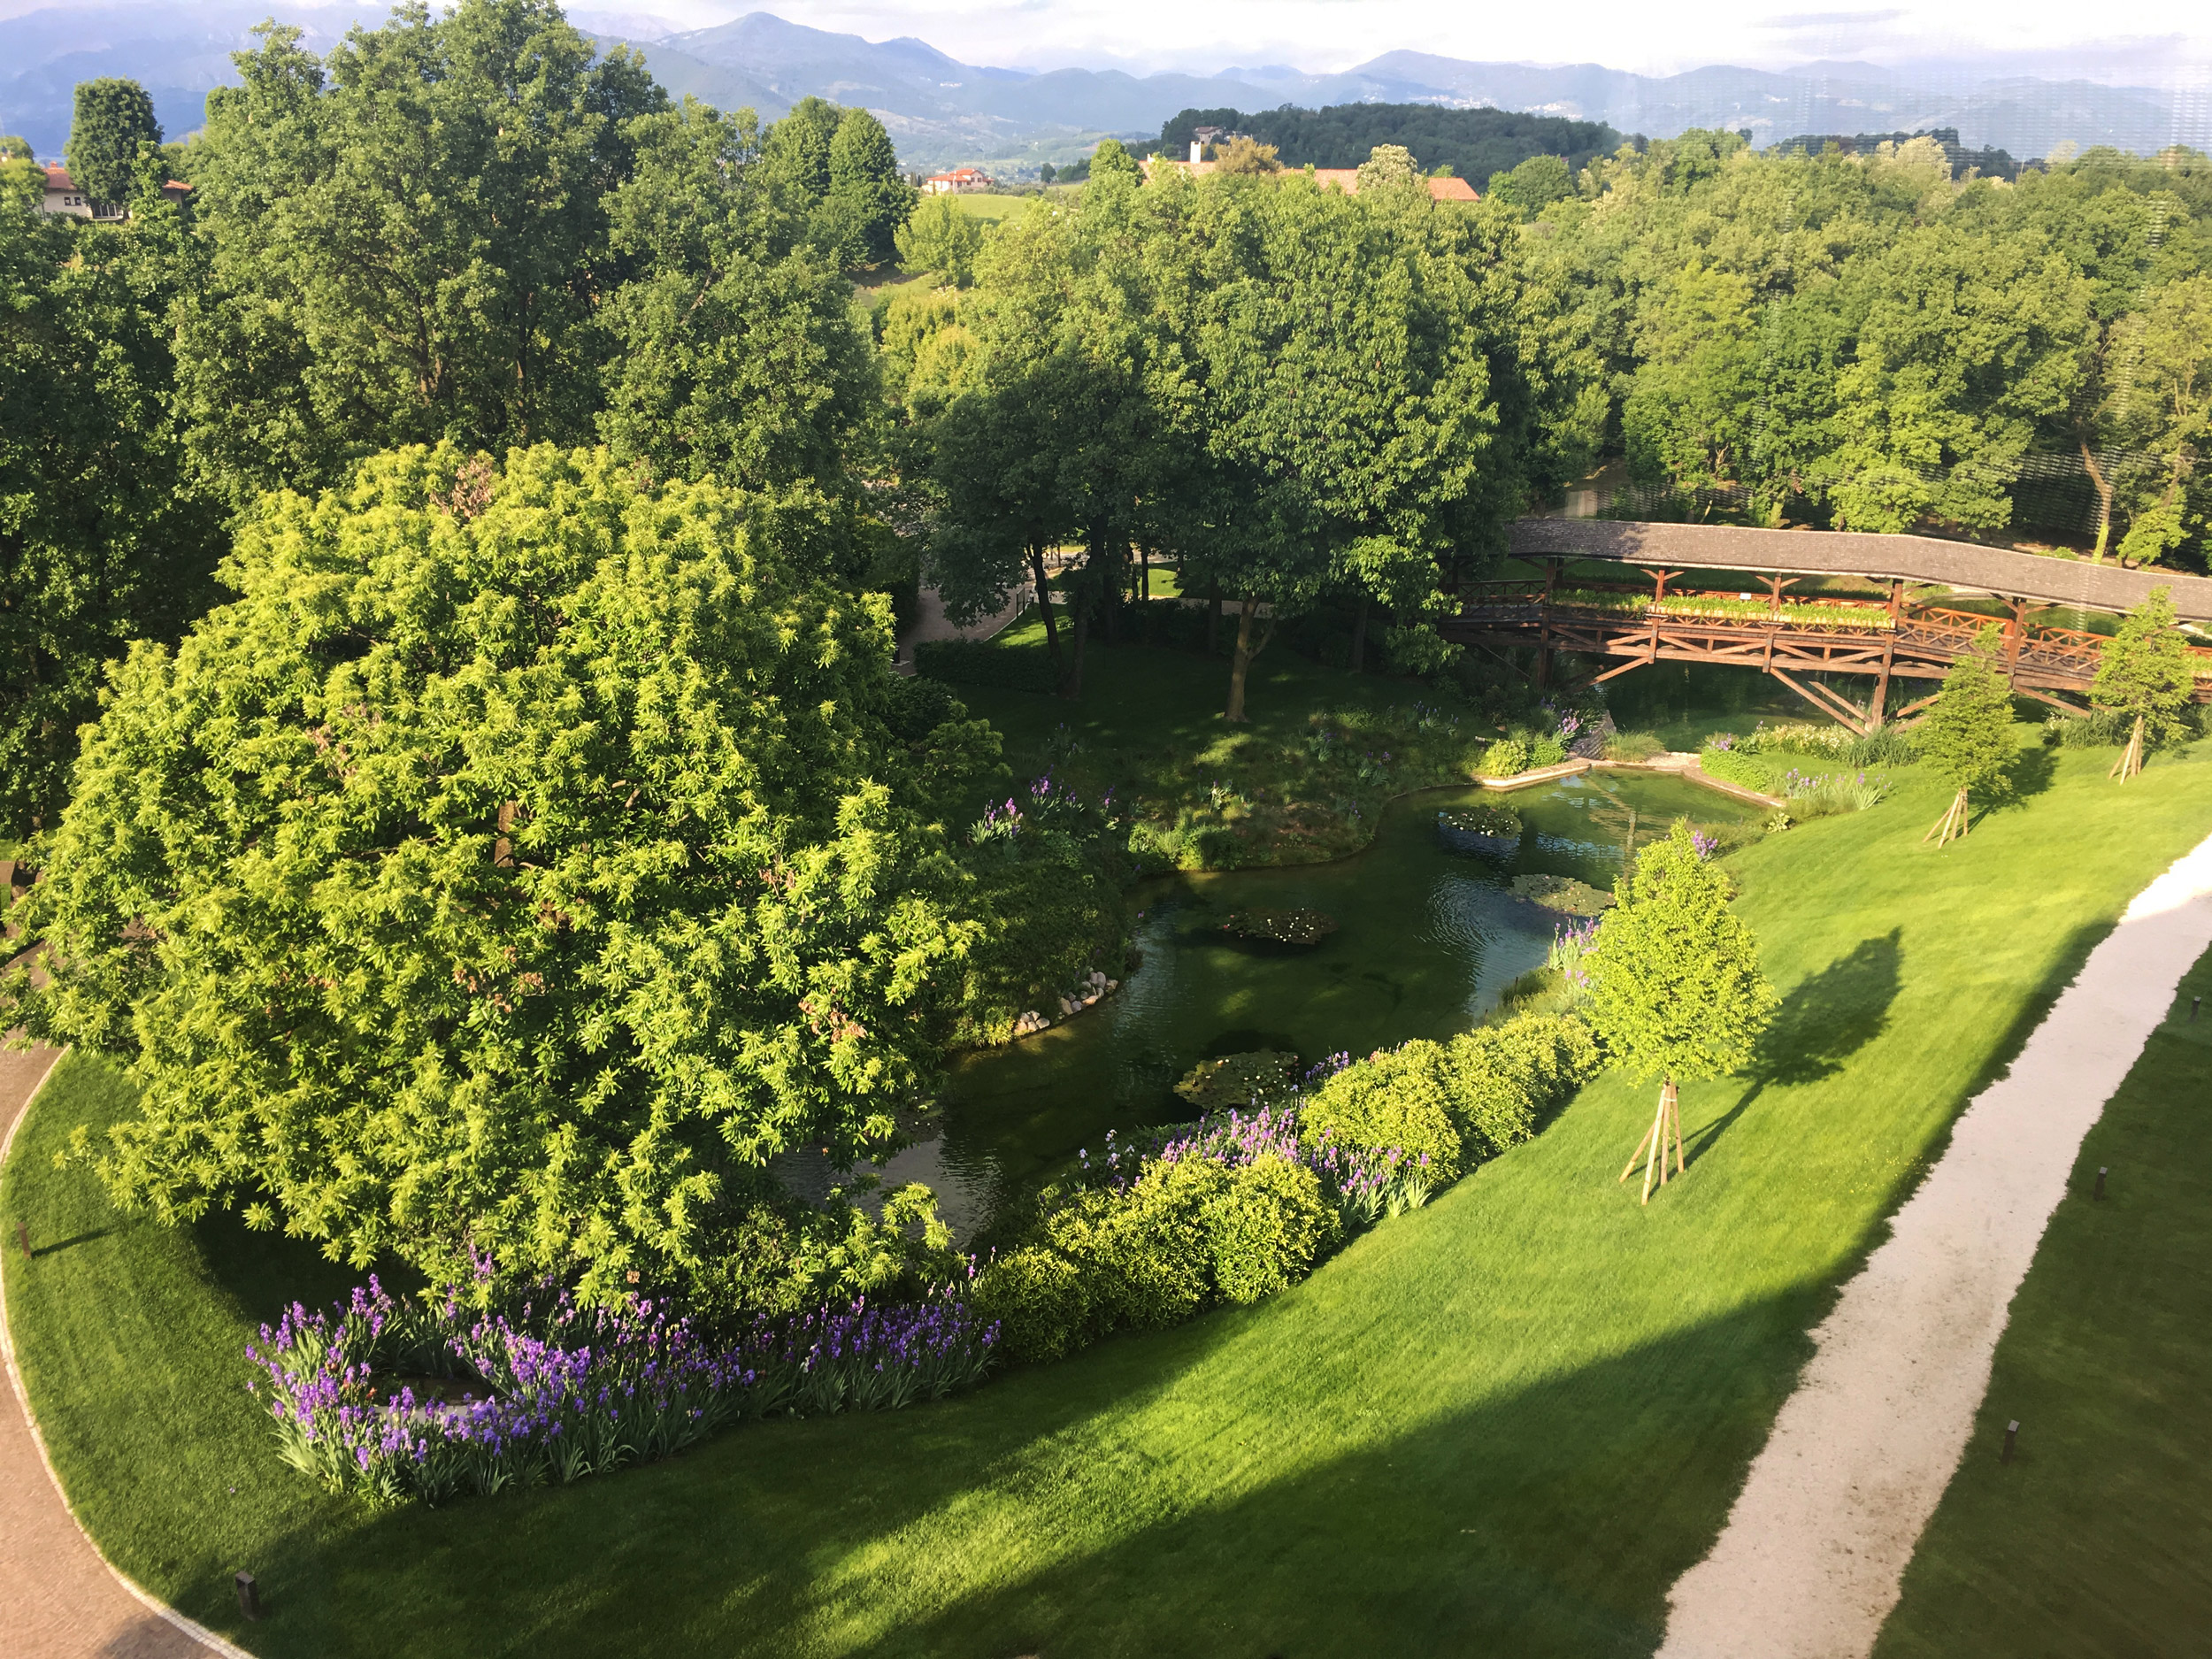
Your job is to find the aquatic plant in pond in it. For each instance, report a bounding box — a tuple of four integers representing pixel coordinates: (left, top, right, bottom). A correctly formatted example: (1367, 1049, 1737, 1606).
(246, 1275, 997, 1506)
(1511, 873, 1613, 917)
(1437, 802, 1523, 853)
(1220, 907, 1339, 944)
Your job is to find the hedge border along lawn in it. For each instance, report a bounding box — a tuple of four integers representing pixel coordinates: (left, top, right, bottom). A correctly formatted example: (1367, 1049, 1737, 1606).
(1873, 939, 2212, 1659)
(6, 737, 2212, 1657)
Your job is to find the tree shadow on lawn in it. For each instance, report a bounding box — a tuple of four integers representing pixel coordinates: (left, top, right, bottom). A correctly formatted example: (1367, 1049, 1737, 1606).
(220, 1287, 1824, 1659)
(1686, 928, 1903, 1166)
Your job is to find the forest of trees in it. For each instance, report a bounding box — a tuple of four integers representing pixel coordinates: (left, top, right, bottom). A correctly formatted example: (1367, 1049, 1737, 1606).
(5, 0, 2212, 1291)
(1156, 102, 1624, 185)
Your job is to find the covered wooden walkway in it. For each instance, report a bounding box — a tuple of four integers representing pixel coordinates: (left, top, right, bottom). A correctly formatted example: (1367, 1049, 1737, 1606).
(1443, 521, 2212, 733)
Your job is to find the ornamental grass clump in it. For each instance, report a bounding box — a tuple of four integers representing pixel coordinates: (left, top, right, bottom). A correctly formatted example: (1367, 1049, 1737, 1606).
(247, 1273, 997, 1507)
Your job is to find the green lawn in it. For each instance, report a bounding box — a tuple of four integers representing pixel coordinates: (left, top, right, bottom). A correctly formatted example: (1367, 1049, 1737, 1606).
(8, 733, 2210, 1655)
(1875, 941, 2212, 1657)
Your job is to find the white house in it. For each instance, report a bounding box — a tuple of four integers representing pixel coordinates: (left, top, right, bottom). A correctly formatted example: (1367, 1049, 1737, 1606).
(40, 162, 189, 219)
(923, 165, 994, 195)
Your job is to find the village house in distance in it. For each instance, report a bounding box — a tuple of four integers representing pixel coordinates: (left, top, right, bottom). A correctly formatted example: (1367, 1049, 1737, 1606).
(40, 162, 189, 219)
(922, 165, 995, 193)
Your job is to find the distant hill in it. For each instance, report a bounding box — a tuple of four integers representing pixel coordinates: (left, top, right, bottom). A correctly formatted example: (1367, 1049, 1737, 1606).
(1156, 104, 1624, 182)
(0, 3, 2198, 173)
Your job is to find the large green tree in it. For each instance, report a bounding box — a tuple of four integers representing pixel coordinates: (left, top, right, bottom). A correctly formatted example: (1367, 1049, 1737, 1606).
(65, 78, 161, 206)
(174, 1, 664, 505)
(3, 445, 992, 1298)
(1589, 821, 1777, 1204)
(595, 99, 879, 500)
(826, 107, 912, 266)
(0, 198, 222, 837)
(1171, 165, 1534, 718)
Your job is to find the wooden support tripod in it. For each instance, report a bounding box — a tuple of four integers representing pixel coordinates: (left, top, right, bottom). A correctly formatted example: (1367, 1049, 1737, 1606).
(1924, 787, 1970, 848)
(1619, 1079, 1685, 1204)
(2110, 714, 2146, 782)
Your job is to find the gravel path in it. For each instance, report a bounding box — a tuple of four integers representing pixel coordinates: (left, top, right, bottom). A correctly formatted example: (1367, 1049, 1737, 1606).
(1657, 826, 2212, 1659)
(1, 1041, 236, 1658)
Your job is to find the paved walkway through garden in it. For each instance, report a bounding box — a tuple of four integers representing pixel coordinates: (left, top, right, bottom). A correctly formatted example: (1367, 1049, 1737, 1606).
(1, 1038, 234, 1658)
(1657, 826, 2212, 1659)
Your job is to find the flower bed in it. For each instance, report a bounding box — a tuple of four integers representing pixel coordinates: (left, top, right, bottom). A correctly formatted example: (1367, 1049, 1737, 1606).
(1552, 588, 1896, 631)
(973, 1020, 1598, 1363)
(247, 1274, 996, 1506)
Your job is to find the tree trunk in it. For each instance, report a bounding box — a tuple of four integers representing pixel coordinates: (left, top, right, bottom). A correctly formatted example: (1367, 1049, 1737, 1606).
(2079, 436, 2114, 563)
(1350, 593, 1370, 673)
(1102, 540, 1123, 646)
(1206, 579, 1222, 656)
(1028, 542, 1064, 677)
(1064, 579, 1089, 699)
(1225, 595, 1275, 723)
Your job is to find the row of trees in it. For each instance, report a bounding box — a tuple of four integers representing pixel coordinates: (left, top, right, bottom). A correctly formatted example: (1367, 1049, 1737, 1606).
(1531, 130, 2212, 560)
(888, 141, 1598, 718)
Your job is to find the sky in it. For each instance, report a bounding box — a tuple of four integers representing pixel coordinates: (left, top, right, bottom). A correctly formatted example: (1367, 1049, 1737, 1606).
(607, 0, 2212, 83)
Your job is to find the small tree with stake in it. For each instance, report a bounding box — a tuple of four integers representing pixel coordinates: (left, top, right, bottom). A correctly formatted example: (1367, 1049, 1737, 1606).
(2092, 586, 2196, 783)
(1590, 822, 1778, 1205)
(1920, 626, 2017, 848)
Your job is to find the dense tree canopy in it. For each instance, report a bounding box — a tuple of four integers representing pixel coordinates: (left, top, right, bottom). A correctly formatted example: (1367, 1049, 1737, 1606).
(1526, 129, 2212, 558)
(1156, 103, 1623, 186)
(65, 78, 162, 205)
(0, 195, 222, 833)
(3, 446, 993, 1294)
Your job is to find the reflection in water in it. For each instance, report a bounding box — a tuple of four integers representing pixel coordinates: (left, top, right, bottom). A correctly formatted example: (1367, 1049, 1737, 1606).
(845, 772, 1755, 1238)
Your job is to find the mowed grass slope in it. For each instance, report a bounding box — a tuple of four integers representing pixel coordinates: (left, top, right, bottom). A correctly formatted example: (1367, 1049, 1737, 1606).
(5, 741, 2211, 1657)
(1876, 941, 2212, 1657)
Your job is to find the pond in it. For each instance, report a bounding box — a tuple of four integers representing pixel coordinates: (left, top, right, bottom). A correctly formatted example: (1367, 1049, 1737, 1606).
(860, 770, 1758, 1237)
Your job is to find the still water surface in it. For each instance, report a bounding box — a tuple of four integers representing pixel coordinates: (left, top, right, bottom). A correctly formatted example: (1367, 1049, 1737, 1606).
(870, 771, 1756, 1235)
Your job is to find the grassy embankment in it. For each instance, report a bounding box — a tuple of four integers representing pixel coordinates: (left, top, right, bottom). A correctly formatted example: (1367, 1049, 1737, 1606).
(1876, 940, 2212, 1656)
(7, 732, 2211, 1657)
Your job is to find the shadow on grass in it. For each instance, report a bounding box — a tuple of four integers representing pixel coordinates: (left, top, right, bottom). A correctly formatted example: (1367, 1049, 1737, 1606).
(226, 1291, 1821, 1659)
(1689, 929, 1904, 1165)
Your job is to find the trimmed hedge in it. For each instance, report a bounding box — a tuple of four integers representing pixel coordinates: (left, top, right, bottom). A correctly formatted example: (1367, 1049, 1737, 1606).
(914, 636, 1060, 691)
(976, 1155, 1339, 1363)
(1302, 1013, 1600, 1179)
(1699, 744, 1776, 792)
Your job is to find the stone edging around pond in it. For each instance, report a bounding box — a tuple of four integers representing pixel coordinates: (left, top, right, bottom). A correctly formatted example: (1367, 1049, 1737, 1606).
(1475, 755, 1786, 810)
(1006, 968, 1123, 1041)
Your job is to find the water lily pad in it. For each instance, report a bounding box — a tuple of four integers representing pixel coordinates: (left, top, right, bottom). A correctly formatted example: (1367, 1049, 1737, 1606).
(1509, 873, 1614, 917)
(1220, 908, 1338, 945)
(1437, 804, 1522, 852)
(1173, 1049, 1300, 1110)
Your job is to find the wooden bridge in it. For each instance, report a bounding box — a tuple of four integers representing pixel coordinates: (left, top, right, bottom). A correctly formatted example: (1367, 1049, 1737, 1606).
(1440, 520, 2212, 733)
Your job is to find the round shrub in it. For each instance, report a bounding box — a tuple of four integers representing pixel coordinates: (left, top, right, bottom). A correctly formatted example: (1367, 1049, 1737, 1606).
(1481, 737, 1530, 777)
(972, 1245, 1090, 1364)
(1205, 1156, 1339, 1303)
(1299, 1041, 1463, 1180)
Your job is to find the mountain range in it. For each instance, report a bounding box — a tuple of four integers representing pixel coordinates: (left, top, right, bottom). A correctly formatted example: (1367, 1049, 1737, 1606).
(3, 4, 2199, 175)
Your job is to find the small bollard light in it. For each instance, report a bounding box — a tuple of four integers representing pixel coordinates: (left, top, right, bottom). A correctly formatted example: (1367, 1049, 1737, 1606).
(15, 1220, 29, 1262)
(2094, 1166, 2108, 1200)
(2001, 1420, 2019, 1463)
(2194, 995, 2202, 1022)
(234, 1570, 261, 1621)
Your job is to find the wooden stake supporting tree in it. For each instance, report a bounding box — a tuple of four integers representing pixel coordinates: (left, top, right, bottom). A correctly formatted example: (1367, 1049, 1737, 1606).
(1588, 823, 1778, 1205)
(1917, 626, 2016, 849)
(2092, 587, 2193, 784)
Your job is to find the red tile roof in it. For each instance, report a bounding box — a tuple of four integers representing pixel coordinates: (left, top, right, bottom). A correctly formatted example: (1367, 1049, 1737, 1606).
(1309, 167, 1479, 202)
(41, 163, 190, 195)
